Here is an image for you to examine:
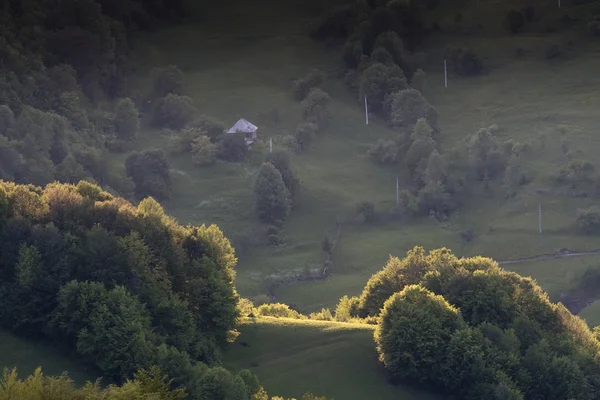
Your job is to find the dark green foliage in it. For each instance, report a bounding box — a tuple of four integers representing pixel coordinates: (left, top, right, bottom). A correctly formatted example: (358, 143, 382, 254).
(507, 10, 525, 34)
(367, 139, 398, 164)
(191, 135, 217, 166)
(466, 127, 507, 180)
(356, 201, 375, 222)
(295, 122, 318, 148)
(577, 206, 600, 234)
(359, 63, 407, 114)
(254, 162, 292, 224)
(358, 247, 445, 316)
(369, 246, 600, 400)
(47, 281, 157, 381)
(374, 285, 466, 386)
(388, 89, 438, 131)
(151, 65, 185, 99)
(265, 150, 299, 197)
(125, 149, 171, 200)
(446, 47, 483, 76)
(373, 31, 406, 70)
(302, 88, 331, 125)
(153, 94, 197, 130)
(405, 118, 436, 174)
(0, 179, 270, 399)
(558, 157, 595, 188)
(309, 3, 368, 41)
(57, 92, 90, 131)
(217, 133, 248, 162)
(114, 98, 140, 141)
(191, 115, 226, 142)
(292, 69, 326, 101)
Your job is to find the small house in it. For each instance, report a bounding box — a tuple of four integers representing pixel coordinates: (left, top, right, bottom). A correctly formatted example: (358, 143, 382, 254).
(227, 118, 258, 145)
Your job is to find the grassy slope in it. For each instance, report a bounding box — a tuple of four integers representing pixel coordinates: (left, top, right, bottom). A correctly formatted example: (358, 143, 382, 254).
(224, 317, 442, 400)
(580, 301, 600, 327)
(129, 0, 600, 314)
(0, 330, 98, 384)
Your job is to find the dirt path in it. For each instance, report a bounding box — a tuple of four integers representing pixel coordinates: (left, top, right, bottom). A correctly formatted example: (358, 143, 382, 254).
(497, 249, 600, 265)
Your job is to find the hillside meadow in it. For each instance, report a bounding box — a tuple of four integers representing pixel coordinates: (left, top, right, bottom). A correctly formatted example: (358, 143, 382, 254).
(124, 0, 600, 317)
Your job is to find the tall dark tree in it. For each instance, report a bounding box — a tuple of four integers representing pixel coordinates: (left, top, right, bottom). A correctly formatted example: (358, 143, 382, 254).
(254, 162, 291, 224)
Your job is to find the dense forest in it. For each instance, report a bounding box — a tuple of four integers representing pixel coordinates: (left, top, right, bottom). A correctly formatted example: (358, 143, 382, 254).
(0, 0, 191, 198)
(0, 179, 328, 400)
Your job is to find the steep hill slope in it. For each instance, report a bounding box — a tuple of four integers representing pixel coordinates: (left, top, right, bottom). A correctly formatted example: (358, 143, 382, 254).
(129, 0, 600, 314)
(224, 318, 443, 400)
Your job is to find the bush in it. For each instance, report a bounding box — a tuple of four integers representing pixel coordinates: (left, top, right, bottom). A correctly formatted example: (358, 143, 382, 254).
(446, 47, 483, 76)
(190, 115, 225, 142)
(295, 122, 318, 148)
(255, 303, 304, 319)
(48, 281, 157, 381)
(114, 98, 140, 141)
(356, 201, 375, 223)
(217, 133, 248, 162)
(577, 206, 600, 234)
(334, 295, 360, 322)
(153, 94, 197, 130)
(558, 158, 594, 188)
(507, 10, 525, 33)
(125, 149, 171, 200)
(410, 68, 426, 92)
(191, 135, 216, 166)
(359, 63, 407, 114)
(309, 308, 334, 321)
(374, 285, 467, 386)
(254, 162, 292, 224)
(292, 69, 326, 101)
(309, 3, 368, 41)
(265, 150, 299, 197)
(405, 118, 436, 174)
(373, 31, 405, 68)
(371, 47, 395, 66)
(388, 89, 438, 131)
(368, 139, 398, 164)
(151, 65, 185, 99)
(302, 88, 331, 125)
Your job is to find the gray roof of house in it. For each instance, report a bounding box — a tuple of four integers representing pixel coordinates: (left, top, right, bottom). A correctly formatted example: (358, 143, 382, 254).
(227, 118, 258, 133)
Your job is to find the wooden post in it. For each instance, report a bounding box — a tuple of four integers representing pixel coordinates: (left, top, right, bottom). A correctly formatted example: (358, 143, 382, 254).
(269, 137, 273, 153)
(444, 59, 448, 88)
(365, 96, 369, 125)
(539, 204, 543, 234)
(396, 176, 399, 207)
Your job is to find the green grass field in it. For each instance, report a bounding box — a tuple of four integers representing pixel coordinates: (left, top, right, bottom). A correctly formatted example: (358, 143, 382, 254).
(0, 330, 98, 385)
(224, 317, 443, 400)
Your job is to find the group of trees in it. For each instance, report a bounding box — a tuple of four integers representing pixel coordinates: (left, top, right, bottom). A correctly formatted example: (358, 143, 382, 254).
(0, 179, 294, 400)
(290, 69, 331, 152)
(0, 0, 193, 199)
(349, 246, 600, 400)
(154, 65, 251, 167)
